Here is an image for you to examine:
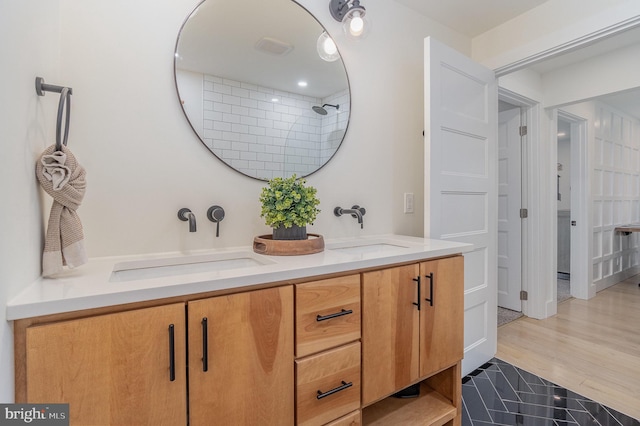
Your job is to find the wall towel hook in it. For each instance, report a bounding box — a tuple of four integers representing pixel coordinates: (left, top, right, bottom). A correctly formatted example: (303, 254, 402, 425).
(36, 77, 73, 151)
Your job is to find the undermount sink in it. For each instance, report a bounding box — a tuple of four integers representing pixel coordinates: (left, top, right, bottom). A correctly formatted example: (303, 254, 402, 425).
(110, 252, 273, 282)
(326, 241, 411, 255)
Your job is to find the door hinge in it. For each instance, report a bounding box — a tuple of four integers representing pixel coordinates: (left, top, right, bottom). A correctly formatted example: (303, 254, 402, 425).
(520, 290, 528, 301)
(520, 208, 528, 219)
(519, 126, 528, 136)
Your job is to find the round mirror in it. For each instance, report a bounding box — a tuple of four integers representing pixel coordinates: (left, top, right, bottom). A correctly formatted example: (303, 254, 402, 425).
(174, 0, 351, 180)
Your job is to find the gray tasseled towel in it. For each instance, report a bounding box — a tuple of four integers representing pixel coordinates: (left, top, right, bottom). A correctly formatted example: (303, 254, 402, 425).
(36, 145, 87, 277)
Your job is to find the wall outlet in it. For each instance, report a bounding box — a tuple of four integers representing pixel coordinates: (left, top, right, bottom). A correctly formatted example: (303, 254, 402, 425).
(404, 193, 414, 214)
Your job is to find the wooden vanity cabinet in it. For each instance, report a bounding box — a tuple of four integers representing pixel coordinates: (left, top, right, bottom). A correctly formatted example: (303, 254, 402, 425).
(16, 253, 463, 426)
(24, 303, 187, 425)
(188, 286, 294, 426)
(361, 256, 464, 425)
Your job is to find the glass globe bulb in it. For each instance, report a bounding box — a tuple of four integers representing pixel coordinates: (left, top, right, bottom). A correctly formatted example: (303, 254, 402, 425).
(323, 37, 337, 55)
(349, 12, 364, 37)
(341, 7, 370, 41)
(316, 31, 340, 62)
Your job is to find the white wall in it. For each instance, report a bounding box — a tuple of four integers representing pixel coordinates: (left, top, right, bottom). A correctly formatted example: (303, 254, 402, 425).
(592, 102, 639, 290)
(473, 0, 640, 71)
(559, 100, 640, 296)
(0, 0, 60, 402)
(542, 43, 640, 107)
(0, 0, 470, 398)
(53, 0, 470, 259)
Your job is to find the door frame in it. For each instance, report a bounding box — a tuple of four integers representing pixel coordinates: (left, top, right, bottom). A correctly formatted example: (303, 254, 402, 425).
(494, 19, 640, 318)
(497, 106, 523, 312)
(497, 87, 542, 318)
(556, 109, 591, 303)
(493, 17, 640, 77)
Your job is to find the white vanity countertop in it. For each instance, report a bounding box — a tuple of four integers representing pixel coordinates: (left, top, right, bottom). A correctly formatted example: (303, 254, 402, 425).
(6, 234, 472, 320)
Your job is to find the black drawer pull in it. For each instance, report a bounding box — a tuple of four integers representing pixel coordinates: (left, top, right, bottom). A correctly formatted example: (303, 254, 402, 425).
(168, 324, 176, 382)
(412, 276, 421, 310)
(425, 272, 434, 306)
(316, 381, 353, 400)
(202, 317, 208, 372)
(316, 309, 353, 322)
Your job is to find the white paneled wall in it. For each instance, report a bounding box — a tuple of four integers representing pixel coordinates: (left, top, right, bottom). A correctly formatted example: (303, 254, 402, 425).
(592, 102, 640, 288)
(202, 74, 349, 179)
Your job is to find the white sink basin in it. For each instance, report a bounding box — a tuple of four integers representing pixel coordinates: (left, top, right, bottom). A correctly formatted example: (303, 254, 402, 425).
(326, 241, 411, 255)
(110, 252, 273, 282)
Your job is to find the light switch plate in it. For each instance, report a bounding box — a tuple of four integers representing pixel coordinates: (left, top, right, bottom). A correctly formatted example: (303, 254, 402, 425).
(404, 193, 414, 214)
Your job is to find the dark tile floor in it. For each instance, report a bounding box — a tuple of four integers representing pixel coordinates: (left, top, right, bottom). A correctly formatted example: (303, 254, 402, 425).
(462, 358, 640, 426)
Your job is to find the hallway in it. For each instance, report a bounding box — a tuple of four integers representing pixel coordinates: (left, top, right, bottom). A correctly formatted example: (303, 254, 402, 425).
(496, 276, 640, 420)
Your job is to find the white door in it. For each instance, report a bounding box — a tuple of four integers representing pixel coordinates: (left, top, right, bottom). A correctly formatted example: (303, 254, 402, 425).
(498, 108, 522, 311)
(424, 37, 497, 376)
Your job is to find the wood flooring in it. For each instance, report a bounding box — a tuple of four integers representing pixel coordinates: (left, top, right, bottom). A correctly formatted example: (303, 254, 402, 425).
(497, 276, 640, 420)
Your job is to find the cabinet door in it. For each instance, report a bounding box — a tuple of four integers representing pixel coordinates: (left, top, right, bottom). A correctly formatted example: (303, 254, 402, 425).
(420, 256, 464, 377)
(361, 264, 420, 405)
(26, 303, 187, 425)
(188, 286, 294, 426)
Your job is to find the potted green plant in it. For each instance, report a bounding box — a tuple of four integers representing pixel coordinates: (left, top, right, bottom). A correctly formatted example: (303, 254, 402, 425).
(259, 175, 320, 240)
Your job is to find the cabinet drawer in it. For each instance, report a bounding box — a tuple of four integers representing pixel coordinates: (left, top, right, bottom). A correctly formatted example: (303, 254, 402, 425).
(324, 410, 361, 426)
(296, 342, 361, 426)
(296, 275, 361, 357)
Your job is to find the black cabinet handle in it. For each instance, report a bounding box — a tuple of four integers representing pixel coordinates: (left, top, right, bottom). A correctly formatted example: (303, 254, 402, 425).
(316, 309, 353, 322)
(168, 324, 176, 382)
(412, 276, 421, 310)
(202, 317, 208, 372)
(316, 381, 353, 400)
(425, 272, 434, 306)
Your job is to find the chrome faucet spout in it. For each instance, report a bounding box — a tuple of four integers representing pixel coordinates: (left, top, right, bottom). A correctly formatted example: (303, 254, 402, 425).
(334, 205, 366, 229)
(178, 208, 197, 232)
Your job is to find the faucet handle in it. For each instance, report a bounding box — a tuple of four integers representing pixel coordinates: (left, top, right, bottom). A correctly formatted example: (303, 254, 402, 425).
(207, 205, 225, 237)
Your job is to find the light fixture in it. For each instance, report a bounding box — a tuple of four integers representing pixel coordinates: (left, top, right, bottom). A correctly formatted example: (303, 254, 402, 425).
(298, 81, 308, 88)
(317, 31, 339, 62)
(329, 0, 370, 40)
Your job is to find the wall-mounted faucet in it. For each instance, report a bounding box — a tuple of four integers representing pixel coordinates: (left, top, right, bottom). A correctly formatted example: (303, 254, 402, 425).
(334, 205, 366, 229)
(178, 208, 196, 232)
(207, 205, 225, 237)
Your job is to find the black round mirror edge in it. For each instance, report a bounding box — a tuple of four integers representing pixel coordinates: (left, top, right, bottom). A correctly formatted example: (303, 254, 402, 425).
(173, 0, 352, 182)
(291, 0, 352, 181)
(172, 0, 248, 180)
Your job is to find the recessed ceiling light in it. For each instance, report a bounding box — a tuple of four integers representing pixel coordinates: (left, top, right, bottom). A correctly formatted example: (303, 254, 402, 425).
(557, 132, 566, 137)
(271, 98, 279, 102)
(298, 81, 308, 87)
